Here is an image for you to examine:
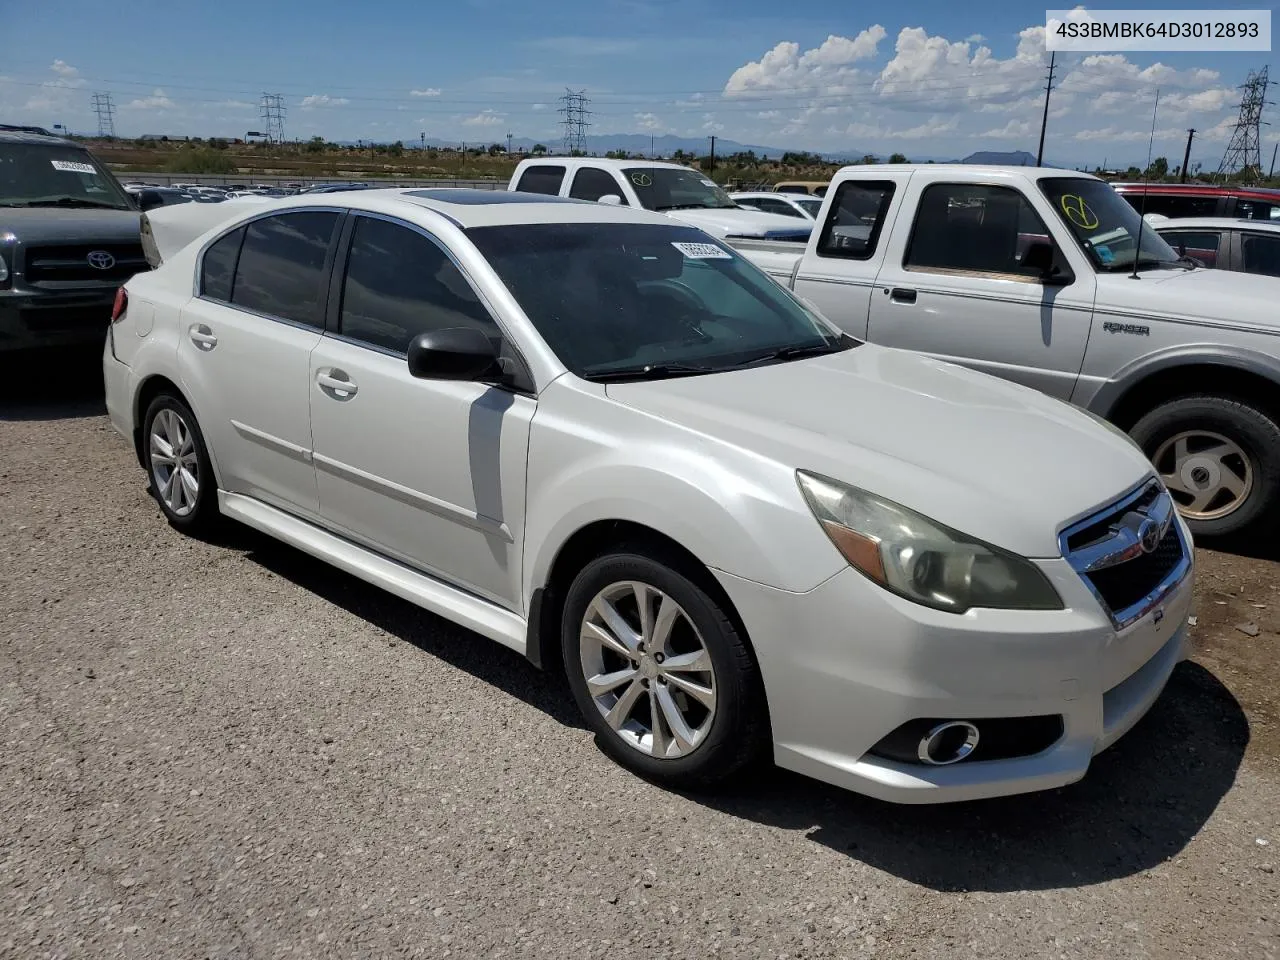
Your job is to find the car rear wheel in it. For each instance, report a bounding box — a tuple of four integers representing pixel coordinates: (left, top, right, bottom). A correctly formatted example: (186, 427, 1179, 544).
(561, 550, 768, 789)
(143, 393, 218, 534)
(1129, 394, 1280, 540)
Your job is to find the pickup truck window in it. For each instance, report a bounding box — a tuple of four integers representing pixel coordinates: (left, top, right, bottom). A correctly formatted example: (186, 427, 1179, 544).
(816, 180, 895, 260)
(515, 165, 565, 196)
(621, 168, 738, 211)
(569, 168, 626, 203)
(467, 222, 848, 379)
(904, 183, 1058, 281)
(1039, 178, 1179, 272)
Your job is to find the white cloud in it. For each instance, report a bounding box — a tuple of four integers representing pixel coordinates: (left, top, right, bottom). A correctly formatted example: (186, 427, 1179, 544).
(634, 111, 662, 130)
(978, 117, 1037, 139)
(124, 88, 174, 110)
(873, 25, 1045, 111)
(300, 94, 349, 108)
(219, 99, 254, 109)
(410, 88, 442, 97)
(462, 109, 504, 127)
(965, 34, 986, 44)
(50, 59, 79, 79)
(531, 102, 548, 111)
(724, 26, 887, 97)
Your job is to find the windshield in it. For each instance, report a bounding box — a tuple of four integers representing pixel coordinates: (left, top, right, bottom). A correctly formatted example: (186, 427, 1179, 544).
(0, 143, 133, 210)
(466, 222, 852, 380)
(622, 167, 738, 211)
(1039, 177, 1179, 271)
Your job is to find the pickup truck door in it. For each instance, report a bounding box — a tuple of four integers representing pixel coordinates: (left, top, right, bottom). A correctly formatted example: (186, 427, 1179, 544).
(866, 177, 1097, 401)
(791, 173, 915, 339)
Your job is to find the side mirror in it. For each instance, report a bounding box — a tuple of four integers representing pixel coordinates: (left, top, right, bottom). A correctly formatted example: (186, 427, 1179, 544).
(406, 327, 500, 381)
(597, 194, 623, 206)
(1022, 240, 1069, 284)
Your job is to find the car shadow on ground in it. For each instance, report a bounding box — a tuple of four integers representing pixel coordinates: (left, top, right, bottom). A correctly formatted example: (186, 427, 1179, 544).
(218, 520, 1248, 893)
(0, 346, 107, 421)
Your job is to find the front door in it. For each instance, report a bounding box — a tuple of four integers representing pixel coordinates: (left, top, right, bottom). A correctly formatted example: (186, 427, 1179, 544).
(867, 179, 1096, 401)
(308, 214, 534, 609)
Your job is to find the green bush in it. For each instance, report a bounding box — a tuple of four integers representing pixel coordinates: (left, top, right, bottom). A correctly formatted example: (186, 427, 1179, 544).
(164, 149, 239, 174)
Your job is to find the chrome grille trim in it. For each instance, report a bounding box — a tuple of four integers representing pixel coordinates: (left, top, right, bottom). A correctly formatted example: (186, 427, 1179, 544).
(1059, 477, 1192, 630)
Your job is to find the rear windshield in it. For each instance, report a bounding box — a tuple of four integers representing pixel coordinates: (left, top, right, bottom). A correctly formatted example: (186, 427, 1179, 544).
(0, 143, 133, 210)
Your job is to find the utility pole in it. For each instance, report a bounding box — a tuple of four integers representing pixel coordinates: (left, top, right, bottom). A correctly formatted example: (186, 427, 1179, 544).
(420, 132, 426, 150)
(506, 131, 513, 155)
(708, 135, 717, 172)
(1036, 51, 1056, 167)
(1180, 129, 1196, 182)
(1270, 142, 1278, 179)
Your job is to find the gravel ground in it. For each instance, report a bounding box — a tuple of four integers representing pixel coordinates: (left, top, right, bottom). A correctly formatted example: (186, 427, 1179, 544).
(1, 353, 1278, 960)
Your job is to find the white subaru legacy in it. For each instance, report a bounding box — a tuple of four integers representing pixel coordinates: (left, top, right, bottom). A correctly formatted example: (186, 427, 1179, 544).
(104, 188, 1194, 803)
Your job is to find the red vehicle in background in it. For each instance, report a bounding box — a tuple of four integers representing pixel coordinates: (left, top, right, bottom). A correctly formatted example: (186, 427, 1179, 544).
(1112, 182, 1280, 221)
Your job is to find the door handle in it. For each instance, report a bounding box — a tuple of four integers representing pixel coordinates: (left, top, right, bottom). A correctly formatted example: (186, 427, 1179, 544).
(188, 324, 218, 350)
(316, 369, 358, 399)
(888, 287, 917, 304)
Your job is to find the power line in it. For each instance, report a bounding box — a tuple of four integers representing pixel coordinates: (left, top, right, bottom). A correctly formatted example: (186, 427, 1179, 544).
(90, 92, 116, 138)
(559, 88, 590, 154)
(1218, 66, 1272, 181)
(260, 93, 286, 144)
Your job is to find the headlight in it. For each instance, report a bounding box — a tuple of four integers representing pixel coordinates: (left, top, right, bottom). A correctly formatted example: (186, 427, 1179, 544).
(796, 471, 1063, 613)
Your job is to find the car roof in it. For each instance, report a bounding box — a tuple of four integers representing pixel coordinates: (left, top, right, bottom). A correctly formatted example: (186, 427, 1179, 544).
(516, 157, 691, 172)
(837, 163, 1101, 182)
(0, 129, 78, 147)
(1152, 217, 1280, 231)
(224, 187, 685, 229)
(730, 192, 810, 200)
(1113, 182, 1280, 199)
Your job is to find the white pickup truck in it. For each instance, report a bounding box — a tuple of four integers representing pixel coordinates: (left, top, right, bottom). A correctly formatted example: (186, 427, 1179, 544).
(732, 164, 1280, 540)
(509, 157, 814, 242)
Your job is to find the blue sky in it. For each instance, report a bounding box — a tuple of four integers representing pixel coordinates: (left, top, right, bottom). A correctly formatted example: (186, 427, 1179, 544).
(2, 0, 1275, 167)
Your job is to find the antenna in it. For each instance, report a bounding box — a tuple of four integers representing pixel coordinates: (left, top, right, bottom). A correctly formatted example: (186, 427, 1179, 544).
(1130, 89, 1160, 281)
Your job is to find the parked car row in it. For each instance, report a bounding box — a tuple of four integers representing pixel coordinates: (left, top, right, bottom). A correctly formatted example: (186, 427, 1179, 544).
(121, 180, 377, 211)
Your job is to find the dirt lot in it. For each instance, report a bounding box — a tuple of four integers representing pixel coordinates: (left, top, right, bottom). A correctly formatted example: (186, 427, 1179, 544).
(1, 353, 1278, 960)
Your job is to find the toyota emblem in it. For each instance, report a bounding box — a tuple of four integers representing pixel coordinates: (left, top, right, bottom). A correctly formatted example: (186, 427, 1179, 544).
(86, 250, 115, 270)
(1137, 517, 1162, 554)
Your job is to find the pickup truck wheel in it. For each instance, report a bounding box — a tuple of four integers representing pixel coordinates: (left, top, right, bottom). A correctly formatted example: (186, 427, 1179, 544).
(561, 550, 769, 789)
(142, 393, 219, 535)
(1129, 395, 1280, 540)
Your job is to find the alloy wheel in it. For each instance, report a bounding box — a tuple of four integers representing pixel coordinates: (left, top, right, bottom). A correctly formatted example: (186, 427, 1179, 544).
(1152, 429, 1253, 521)
(149, 408, 200, 517)
(578, 580, 717, 759)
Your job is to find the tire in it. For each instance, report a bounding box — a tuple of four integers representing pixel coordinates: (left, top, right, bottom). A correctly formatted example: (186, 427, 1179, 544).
(142, 392, 219, 535)
(561, 549, 769, 790)
(1128, 394, 1280, 541)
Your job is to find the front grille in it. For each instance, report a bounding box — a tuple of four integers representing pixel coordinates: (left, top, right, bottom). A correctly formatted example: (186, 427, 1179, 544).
(1084, 524, 1183, 614)
(24, 243, 149, 283)
(1060, 479, 1189, 627)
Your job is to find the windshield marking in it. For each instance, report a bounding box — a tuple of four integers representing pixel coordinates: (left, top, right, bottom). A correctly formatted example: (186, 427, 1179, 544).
(1059, 194, 1099, 229)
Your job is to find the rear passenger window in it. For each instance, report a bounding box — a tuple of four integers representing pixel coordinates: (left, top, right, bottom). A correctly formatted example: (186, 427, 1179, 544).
(569, 168, 625, 203)
(230, 212, 338, 327)
(201, 227, 244, 301)
(1242, 234, 1280, 276)
(515, 165, 566, 196)
(1162, 231, 1221, 267)
(339, 216, 499, 354)
(816, 181, 895, 259)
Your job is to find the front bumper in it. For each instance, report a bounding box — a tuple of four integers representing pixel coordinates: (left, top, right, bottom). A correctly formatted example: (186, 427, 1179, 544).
(714, 517, 1195, 804)
(0, 288, 115, 352)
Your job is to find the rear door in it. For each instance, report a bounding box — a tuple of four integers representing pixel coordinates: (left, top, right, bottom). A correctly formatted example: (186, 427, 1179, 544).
(791, 174, 911, 339)
(177, 210, 341, 519)
(866, 177, 1095, 401)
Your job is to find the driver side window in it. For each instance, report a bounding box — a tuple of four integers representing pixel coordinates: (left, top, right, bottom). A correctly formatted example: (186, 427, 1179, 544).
(569, 168, 627, 204)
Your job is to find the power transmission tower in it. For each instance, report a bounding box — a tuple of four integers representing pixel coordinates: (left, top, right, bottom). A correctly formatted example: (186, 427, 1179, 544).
(260, 93, 287, 145)
(1218, 67, 1273, 181)
(559, 89, 590, 154)
(1036, 51, 1056, 167)
(91, 92, 116, 139)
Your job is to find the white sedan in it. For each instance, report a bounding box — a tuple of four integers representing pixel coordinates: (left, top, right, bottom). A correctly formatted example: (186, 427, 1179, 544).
(730, 191, 823, 221)
(104, 189, 1193, 803)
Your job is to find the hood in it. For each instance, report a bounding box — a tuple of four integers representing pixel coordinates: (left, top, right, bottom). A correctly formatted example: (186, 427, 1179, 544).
(0, 206, 141, 244)
(144, 197, 282, 263)
(605, 344, 1153, 558)
(663, 206, 812, 241)
(1096, 266, 1280, 333)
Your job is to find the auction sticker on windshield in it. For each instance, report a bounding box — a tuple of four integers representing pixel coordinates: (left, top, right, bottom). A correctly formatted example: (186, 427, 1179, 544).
(51, 160, 97, 174)
(672, 242, 732, 259)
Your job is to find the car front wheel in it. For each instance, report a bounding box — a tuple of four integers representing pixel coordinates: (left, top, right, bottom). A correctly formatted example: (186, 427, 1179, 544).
(561, 550, 769, 789)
